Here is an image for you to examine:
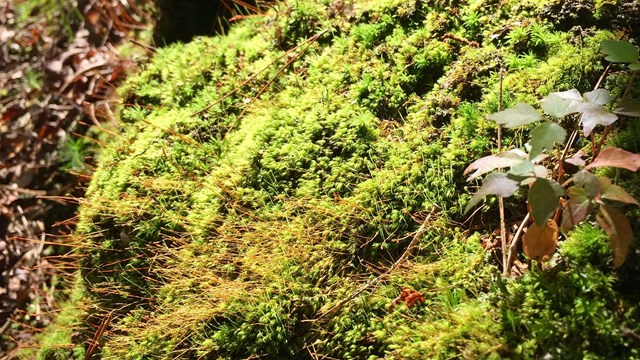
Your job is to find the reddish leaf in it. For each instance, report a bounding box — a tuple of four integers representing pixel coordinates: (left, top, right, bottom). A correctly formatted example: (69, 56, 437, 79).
(599, 177, 639, 205)
(523, 219, 559, 262)
(464, 151, 526, 181)
(586, 147, 640, 172)
(596, 205, 633, 268)
(565, 150, 586, 167)
(561, 186, 593, 233)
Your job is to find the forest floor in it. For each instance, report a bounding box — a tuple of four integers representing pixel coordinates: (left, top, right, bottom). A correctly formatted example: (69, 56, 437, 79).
(0, 1, 151, 356)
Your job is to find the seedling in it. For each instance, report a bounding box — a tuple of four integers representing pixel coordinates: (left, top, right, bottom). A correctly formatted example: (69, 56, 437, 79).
(465, 40, 640, 273)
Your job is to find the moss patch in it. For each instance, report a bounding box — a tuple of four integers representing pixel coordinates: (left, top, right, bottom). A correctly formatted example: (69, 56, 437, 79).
(36, 0, 640, 359)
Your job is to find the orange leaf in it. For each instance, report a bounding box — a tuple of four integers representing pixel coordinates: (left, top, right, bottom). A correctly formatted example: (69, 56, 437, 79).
(523, 219, 559, 262)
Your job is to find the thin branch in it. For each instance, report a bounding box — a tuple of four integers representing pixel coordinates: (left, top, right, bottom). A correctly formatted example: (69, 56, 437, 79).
(192, 28, 329, 117)
(595, 70, 637, 156)
(225, 28, 328, 134)
(496, 68, 508, 276)
(506, 213, 530, 274)
(314, 205, 439, 320)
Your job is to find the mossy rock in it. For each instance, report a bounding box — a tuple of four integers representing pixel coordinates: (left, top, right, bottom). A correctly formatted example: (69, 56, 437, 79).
(35, 0, 640, 359)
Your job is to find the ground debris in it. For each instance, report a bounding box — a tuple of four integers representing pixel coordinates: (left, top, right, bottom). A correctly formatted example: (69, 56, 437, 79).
(0, 0, 149, 355)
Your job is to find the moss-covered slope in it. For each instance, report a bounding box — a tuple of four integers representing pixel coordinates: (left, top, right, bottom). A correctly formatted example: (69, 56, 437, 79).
(37, 0, 640, 359)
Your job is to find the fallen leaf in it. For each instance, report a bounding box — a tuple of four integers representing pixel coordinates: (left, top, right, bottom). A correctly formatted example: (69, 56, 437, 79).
(523, 219, 558, 262)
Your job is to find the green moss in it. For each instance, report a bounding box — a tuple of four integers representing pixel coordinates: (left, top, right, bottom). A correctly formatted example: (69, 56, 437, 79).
(26, 275, 88, 360)
(41, 0, 640, 358)
(499, 256, 636, 358)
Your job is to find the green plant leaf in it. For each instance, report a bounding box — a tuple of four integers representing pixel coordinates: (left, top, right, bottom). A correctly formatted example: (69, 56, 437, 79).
(599, 177, 640, 205)
(464, 173, 520, 213)
(541, 89, 582, 118)
(601, 40, 639, 63)
(528, 122, 567, 159)
(586, 147, 640, 172)
(529, 178, 565, 226)
(561, 186, 593, 232)
(577, 102, 618, 136)
(596, 205, 633, 268)
(464, 150, 526, 181)
(629, 63, 640, 70)
(507, 159, 537, 185)
(583, 89, 612, 106)
(573, 170, 601, 199)
(487, 102, 541, 128)
(553, 89, 583, 101)
(533, 165, 549, 179)
(613, 99, 640, 117)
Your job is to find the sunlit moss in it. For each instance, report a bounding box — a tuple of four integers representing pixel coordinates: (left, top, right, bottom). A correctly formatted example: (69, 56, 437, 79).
(37, 0, 640, 358)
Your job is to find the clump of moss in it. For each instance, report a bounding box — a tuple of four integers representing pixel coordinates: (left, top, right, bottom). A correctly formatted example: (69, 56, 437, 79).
(35, 0, 640, 358)
(497, 224, 639, 359)
(29, 275, 89, 360)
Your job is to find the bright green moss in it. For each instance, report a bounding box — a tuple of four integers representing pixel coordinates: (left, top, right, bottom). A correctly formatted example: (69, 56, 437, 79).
(41, 0, 640, 358)
(28, 275, 88, 360)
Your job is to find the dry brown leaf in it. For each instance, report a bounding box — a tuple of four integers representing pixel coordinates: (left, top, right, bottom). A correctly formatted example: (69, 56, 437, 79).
(523, 219, 559, 262)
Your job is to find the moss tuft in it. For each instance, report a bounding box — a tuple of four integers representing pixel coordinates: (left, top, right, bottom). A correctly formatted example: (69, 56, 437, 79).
(40, 0, 640, 358)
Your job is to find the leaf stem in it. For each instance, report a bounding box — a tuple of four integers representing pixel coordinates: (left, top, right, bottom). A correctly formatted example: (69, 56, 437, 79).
(595, 70, 637, 157)
(557, 64, 611, 185)
(497, 68, 509, 276)
(506, 213, 530, 274)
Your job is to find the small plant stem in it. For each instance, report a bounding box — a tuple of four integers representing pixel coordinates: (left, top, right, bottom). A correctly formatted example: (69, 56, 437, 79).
(622, 70, 637, 99)
(595, 70, 637, 156)
(85, 310, 114, 360)
(506, 213, 530, 274)
(497, 68, 509, 276)
(559, 64, 611, 173)
(557, 147, 565, 185)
